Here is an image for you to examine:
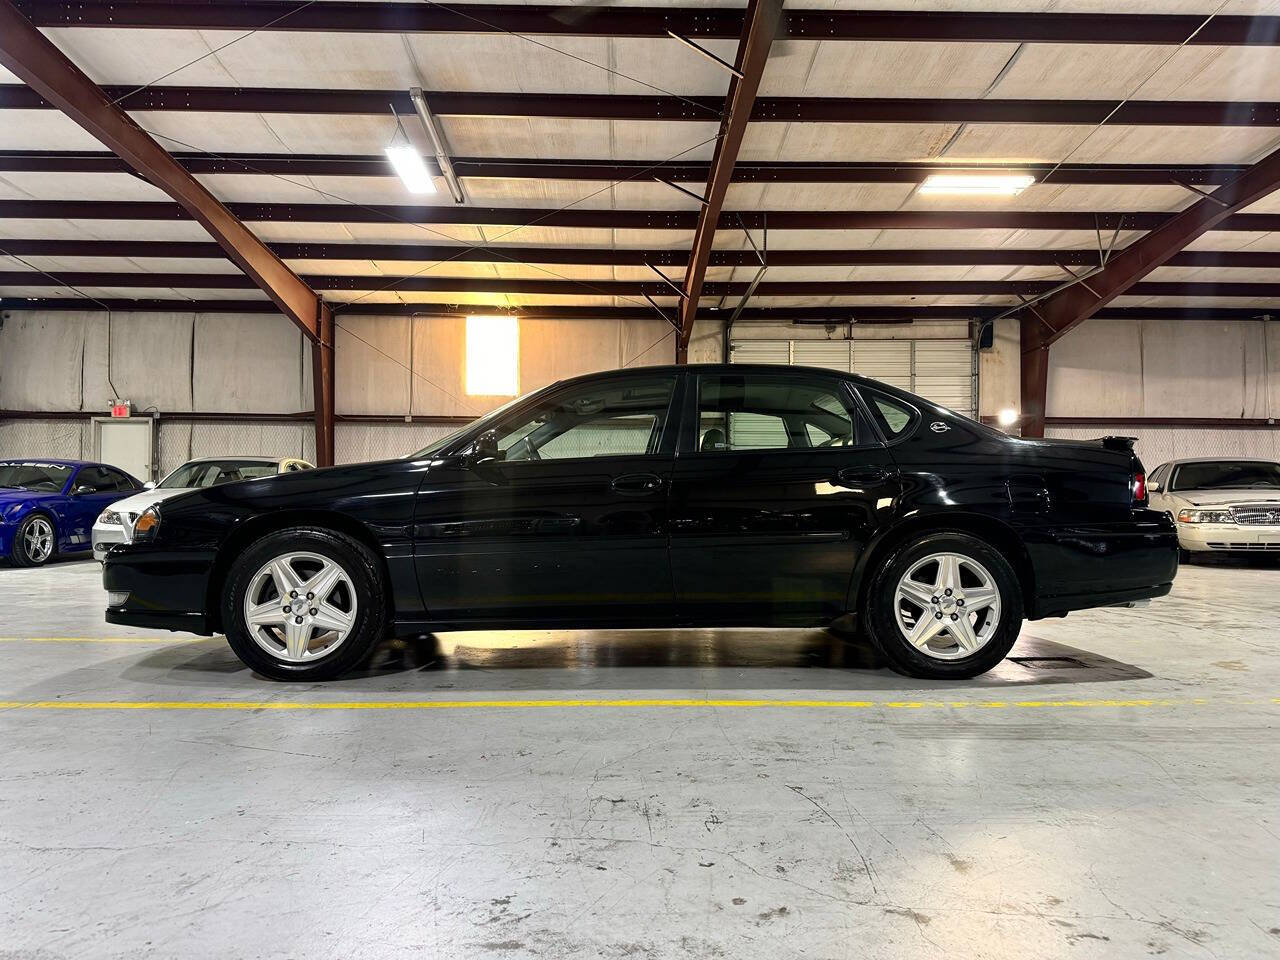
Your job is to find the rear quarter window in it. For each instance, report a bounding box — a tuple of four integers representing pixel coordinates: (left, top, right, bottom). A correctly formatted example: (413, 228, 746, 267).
(859, 386, 918, 440)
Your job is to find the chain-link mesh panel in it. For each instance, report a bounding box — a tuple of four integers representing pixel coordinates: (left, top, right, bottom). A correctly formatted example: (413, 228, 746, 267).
(0, 419, 89, 459)
(189, 422, 312, 462)
(336, 422, 459, 464)
(1046, 426, 1280, 467)
(156, 422, 193, 477)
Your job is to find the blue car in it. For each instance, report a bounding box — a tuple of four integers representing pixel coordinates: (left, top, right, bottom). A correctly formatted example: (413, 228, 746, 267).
(0, 459, 145, 566)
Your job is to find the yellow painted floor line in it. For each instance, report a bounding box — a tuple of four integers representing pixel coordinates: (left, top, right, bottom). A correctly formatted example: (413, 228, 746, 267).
(0, 636, 211, 644)
(0, 697, 1267, 712)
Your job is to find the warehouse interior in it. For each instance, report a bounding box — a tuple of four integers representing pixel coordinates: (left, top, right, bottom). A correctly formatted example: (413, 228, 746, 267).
(1, 1, 1279, 957)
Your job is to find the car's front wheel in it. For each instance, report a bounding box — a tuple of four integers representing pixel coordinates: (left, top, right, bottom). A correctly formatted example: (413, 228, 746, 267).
(865, 532, 1023, 680)
(222, 527, 387, 681)
(12, 514, 56, 567)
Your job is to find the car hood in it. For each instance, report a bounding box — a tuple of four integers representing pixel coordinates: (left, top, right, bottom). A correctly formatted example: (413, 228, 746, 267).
(1169, 489, 1280, 506)
(0, 488, 55, 506)
(106, 487, 194, 516)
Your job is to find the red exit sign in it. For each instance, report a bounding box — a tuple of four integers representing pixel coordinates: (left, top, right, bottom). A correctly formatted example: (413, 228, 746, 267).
(110, 400, 131, 418)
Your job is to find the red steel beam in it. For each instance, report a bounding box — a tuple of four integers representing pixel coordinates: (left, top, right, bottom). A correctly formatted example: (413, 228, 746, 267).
(683, 0, 796, 361)
(0, 151, 1258, 186)
(0, 4, 323, 341)
(1018, 140, 1280, 438)
(6, 84, 1280, 126)
(12, 2, 1280, 45)
(1022, 141, 1280, 352)
(0, 0, 338, 462)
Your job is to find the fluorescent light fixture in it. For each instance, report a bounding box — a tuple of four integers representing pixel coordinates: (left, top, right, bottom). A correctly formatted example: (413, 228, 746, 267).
(466, 315, 519, 396)
(919, 173, 1035, 197)
(384, 121, 436, 194)
(997, 408, 1019, 427)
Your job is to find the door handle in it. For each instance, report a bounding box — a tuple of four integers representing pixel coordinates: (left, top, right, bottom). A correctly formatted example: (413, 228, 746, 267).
(836, 466, 889, 484)
(611, 472, 665, 496)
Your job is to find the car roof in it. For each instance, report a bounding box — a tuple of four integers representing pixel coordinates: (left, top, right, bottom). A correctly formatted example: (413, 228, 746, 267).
(181, 456, 285, 464)
(552, 362, 879, 390)
(1167, 463, 1274, 471)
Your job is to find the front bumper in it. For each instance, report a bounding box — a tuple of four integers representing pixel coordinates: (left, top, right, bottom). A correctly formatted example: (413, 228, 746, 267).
(1177, 522, 1280, 553)
(91, 521, 126, 562)
(102, 542, 217, 634)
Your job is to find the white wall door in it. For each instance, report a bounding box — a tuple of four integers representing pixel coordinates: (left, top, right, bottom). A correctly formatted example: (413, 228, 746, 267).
(94, 418, 153, 482)
(730, 338, 976, 417)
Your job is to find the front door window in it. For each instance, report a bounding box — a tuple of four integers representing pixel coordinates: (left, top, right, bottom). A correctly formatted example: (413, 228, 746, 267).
(491, 376, 677, 462)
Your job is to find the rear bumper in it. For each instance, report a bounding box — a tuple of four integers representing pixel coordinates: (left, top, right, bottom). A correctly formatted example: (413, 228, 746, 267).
(1025, 512, 1179, 619)
(102, 543, 217, 635)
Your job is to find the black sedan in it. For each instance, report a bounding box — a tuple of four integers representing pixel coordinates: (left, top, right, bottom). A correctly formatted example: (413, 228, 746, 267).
(103, 364, 1177, 681)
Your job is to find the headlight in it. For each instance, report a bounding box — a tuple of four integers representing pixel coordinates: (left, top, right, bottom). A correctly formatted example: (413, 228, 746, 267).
(1177, 508, 1234, 524)
(133, 505, 161, 541)
(98, 510, 122, 525)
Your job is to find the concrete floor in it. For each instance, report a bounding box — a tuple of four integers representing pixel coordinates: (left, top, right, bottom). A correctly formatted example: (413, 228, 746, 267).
(0, 557, 1277, 959)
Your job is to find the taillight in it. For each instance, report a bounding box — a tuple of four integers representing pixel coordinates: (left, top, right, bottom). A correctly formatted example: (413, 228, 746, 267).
(1131, 471, 1147, 505)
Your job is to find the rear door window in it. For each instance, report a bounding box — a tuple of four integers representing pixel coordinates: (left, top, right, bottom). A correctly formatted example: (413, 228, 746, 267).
(693, 373, 874, 453)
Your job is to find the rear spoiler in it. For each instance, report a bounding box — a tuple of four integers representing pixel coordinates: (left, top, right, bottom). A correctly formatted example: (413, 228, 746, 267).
(1095, 436, 1137, 452)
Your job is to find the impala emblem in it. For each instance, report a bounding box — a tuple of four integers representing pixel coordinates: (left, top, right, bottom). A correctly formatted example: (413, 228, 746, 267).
(929, 421, 950, 433)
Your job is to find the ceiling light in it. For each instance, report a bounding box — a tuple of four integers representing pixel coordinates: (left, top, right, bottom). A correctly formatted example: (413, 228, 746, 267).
(919, 174, 1035, 197)
(997, 408, 1019, 427)
(384, 120, 436, 194)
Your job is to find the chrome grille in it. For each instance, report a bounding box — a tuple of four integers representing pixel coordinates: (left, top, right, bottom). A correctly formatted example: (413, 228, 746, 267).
(1232, 505, 1280, 526)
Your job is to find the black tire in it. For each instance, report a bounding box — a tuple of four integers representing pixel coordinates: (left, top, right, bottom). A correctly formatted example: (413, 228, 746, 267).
(1178, 548, 1193, 565)
(11, 513, 56, 567)
(222, 526, 388, 681)
(865, 532, 1023, 680)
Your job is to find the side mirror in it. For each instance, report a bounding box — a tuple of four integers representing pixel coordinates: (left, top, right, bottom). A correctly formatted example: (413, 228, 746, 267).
(144, 480, 157, 490)
(72, 484, 94, 496)
(465, 430, 507, 485)
(471, 429, 502, 463)
(1147, 479, 1161, 493)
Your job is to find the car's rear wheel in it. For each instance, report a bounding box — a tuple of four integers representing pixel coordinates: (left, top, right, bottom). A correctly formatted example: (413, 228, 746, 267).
(865, 532, 1022, 680)
(222, 527, 387, 681)
(12, 514, 55, 567)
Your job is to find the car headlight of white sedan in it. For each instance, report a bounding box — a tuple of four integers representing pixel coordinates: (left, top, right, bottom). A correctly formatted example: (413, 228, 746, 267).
(1177, 508, 1234, 524)
(98, 510, 123, 525)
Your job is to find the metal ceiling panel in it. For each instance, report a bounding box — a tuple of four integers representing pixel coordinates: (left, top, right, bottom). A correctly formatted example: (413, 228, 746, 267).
(744, 121, 961, 162)
(760, 40, 1019, 99)
(949, 122, 1280, 164)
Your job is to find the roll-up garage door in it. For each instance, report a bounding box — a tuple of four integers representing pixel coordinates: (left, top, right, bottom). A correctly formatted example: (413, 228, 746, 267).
(729, 337, 976, 417)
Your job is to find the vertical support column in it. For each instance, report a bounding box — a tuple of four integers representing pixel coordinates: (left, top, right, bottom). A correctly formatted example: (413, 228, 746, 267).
(1019, 316, 1049, 439)
(312, 304, 335, 466)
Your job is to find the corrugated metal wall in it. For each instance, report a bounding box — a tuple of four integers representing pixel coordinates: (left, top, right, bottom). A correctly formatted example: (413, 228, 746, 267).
(0, 310, 719, 472)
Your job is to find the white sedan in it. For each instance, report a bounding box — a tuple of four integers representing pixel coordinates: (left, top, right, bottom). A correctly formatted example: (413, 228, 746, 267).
(92, 456, 313, 561)
(1147, 458, 1280, 560)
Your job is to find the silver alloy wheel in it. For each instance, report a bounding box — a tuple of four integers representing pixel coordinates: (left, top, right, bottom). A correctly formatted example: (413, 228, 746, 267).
(892, 551, 1002, 660)
(242, 551, 358, 663)
(23, 517, 54, 563)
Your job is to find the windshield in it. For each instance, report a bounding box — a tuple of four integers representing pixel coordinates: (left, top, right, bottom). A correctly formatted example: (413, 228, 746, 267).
(0, 461, 74, 492)
(1171, 461, 1280, 491)
(159, 460, 279, 489)
(408, 392, 535, 459)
